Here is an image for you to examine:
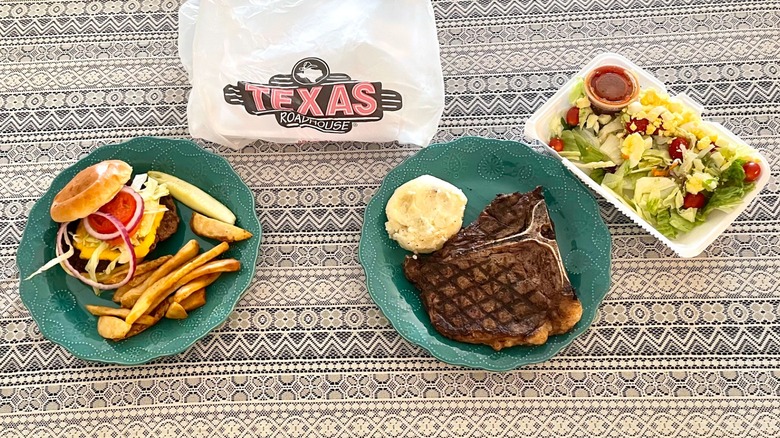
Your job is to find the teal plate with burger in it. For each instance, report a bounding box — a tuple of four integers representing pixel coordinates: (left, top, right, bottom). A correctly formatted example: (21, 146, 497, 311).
(358, 136, 612, 371)
(16, 137, 261, 365)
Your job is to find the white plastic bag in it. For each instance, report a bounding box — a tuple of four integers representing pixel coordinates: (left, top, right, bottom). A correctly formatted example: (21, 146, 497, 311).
(179, 0, 445, 148)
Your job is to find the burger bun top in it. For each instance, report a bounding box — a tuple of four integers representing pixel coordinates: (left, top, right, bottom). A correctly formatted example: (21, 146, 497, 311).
(50, 160, 133, 223)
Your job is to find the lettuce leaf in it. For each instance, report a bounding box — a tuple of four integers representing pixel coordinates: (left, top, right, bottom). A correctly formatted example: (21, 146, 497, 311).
(703, 184, 753, 215)
(602, 161, 630, 198)
(574, 161, 616, 170)
(655, 210, 676, 238)
(641, 149, 671, 168)
(85, 241, 109, 295)
(24, 243, 74, 281)
(678, 207, 697, 223)
(549, 117, 564, 138)
(591, 168, 607, 184)
(561, 129, 611, 164)
(600, 134, 624, 164)
(670, 211, 696, 234)
(649, 209, 695, 239)
(598, 118, 624, 143)
(633, 177, 680, 216)
(720, 159, 747, 188)
(569, 78, 586, 105)
(560, 130, 580, 153)
(631, 177, 688, 238)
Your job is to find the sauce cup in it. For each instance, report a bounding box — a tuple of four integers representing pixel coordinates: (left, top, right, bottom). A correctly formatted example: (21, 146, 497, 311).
(584, 65, 640, 113)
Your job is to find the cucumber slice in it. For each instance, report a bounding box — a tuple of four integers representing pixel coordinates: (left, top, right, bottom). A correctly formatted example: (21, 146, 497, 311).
(148, 171, 236, 225)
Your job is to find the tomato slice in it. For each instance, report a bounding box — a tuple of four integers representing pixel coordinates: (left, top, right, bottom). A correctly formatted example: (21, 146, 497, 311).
(86, 190, 137, 234)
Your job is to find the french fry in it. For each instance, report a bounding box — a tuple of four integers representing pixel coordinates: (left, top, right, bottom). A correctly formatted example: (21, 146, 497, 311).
(145, 271, 220, 320)
(136, 315, 157, 325)
(97, 255, 173, 284)
(179, 288, 207, 312)
(125, 242, 229, 324)
(124, 323, 152, 339)
(112, 271, 153, 303)
(124, 299, 170, 339)
(172, 273, 220, 304)
(97, 316, 132, 340)
(165, 302, 188, 319)
(86, 305, 157, 325)
(170, 259, 240, 291)
(120, 240, 200, 308)
(87, 304, 128, 318)
(190, 212, 252, 242)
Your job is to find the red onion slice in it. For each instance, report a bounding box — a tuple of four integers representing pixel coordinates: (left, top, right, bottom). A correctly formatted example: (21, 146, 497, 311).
(59, 214, 136, 290)
(56, 222, 67, 257)
(83, 186, 144, 241)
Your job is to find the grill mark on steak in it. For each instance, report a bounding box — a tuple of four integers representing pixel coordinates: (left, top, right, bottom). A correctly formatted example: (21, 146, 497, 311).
(403, 187, 582, 350)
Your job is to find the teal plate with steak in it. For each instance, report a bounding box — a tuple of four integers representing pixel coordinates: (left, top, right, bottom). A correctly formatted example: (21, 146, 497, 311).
(358, 136, 612, 371)
(17, 137, 261, 365)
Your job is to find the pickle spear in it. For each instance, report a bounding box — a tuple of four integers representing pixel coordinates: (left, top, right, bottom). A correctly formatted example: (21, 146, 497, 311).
(148, 171, 236, 225)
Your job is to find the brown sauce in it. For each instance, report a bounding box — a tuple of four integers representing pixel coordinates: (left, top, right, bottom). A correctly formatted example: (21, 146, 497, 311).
(588, 66, 635, 103)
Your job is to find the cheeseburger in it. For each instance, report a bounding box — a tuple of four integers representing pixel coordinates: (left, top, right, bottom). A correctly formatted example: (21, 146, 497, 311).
(44, 160, 179, 290)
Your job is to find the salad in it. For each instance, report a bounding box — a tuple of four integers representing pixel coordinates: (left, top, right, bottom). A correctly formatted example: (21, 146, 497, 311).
(547, 78, 763, 238)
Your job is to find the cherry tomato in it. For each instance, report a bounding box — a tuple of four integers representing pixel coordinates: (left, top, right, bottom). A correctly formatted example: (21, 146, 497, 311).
(625, 118, 651, 135)
(683, 192, 706, 209)
(743, 161, 761, 182)
(86, 190, 137, 234)
(668, 137, 689, 162)
(565, 107, 579, 126)
(549, 137, 564, 152)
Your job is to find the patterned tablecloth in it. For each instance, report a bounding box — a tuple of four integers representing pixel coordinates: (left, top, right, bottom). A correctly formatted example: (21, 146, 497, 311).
(2, 1, 779, 436)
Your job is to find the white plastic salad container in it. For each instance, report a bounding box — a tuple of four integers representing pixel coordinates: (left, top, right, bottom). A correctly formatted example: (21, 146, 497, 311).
(525, 52, 770, 258)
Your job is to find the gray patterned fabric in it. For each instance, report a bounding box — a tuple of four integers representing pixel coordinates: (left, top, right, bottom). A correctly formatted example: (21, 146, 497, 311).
(1, 0, 779, 436)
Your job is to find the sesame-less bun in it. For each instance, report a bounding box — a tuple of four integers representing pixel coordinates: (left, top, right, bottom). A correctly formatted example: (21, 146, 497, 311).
(50, 160, 133, 223)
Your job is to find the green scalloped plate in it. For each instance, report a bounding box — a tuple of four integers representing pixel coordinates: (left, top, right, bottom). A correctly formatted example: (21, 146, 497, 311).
(358, 136, 612, 371)
(16, 137, 261, 365)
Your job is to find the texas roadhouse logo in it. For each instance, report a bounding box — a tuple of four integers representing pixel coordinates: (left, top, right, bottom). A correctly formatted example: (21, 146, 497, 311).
(224, 58, 403, 134)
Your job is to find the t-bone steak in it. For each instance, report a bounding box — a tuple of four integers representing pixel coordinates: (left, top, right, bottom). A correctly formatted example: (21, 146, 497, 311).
(403, 187, 582, 350)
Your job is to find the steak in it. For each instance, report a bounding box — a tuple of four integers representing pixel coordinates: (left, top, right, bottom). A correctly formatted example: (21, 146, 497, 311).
(403, 187, 582, 350)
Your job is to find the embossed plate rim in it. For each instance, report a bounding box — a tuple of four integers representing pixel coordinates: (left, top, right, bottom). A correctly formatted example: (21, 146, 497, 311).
(358, 136, 612, 371)
(16, 137, 262, 365)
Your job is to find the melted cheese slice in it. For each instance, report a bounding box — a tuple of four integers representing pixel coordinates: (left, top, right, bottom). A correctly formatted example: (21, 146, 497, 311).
(73, 211, 165, 261)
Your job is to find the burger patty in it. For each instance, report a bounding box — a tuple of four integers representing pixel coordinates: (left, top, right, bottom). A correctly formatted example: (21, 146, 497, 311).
(67, 195, 179, 274)
(154, 195, 179, 243)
